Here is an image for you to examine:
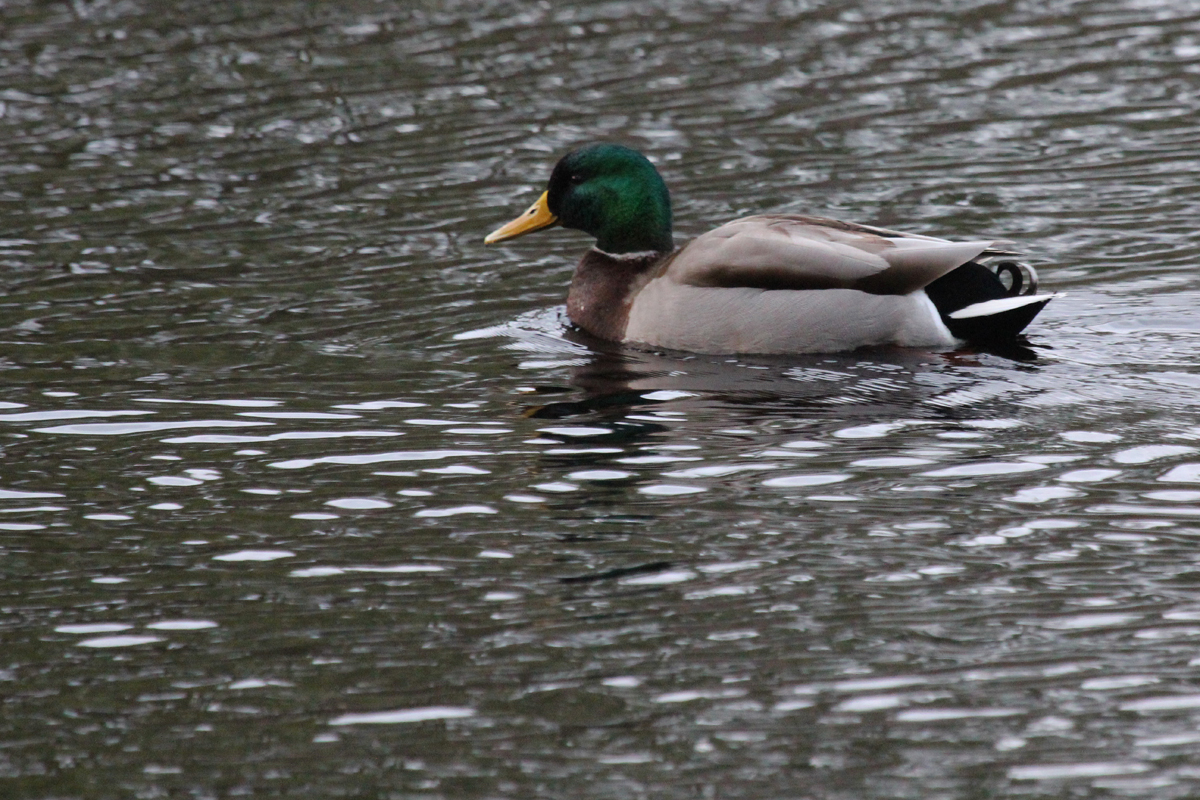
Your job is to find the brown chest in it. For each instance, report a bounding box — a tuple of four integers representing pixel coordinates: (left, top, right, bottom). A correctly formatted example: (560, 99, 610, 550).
(566, 249, 668, 342)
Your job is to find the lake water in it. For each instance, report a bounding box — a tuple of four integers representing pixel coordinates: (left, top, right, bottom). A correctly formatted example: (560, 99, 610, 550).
(5, 0, 1200, 796)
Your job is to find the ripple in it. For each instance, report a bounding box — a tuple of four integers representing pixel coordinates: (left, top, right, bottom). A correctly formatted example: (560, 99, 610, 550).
(537, 426, 614, 437)
(833, 676, 930, 692)
(1008, 487, 1082, 503)
(56, 623, 132, 634)
(641, 390, 697, 401)
(332, 401, 425, 410)
(567, 470, 633, 480)
(1145, 491, 1200, 502)
(288, 567, 343, 577)
(329, 706, 475, 726)
(851, 457, 935, 468)
(834, 694, 913, 713)
(504, 494, 545, 503)
(761, 474, 849, 488)
(1061, 431, 1122, 443)
(270, 450, 488, 469)
(290, 565, 445, 577)
(618, 454, 702, 465)
(0, 489, 64, 499)
(834, 422, 928, 439)
(479, 550, 513, 559)
(597, 753, 655, 765)
(237, 411, 360, 420)
(663, 464, 778, 478)
(135, 399, 280, 408)
(146, 620, 218, 631)
(413, 505, 498, 517)
(779, 441, 829, 450)
(1111, 445, 1196, 464)
(920, 463, 1045, 477)
(0, 409, 151, 422)
(1057, 469, 1122, 483)
(895, 708, 1024, 722)
(621, 569, 697, 585)
(653, 688, 744, 703)
(164, 430, 402, 444)
(532, 482, 578, 493)
(1120, 694, 1200, 712)
(1088, 504, 1200, 517)
(638, 484, 707, 496)
(1158, 464, 1200, 482)
(148, 476, 202, 487)
(698, 560, 764, 574)
(221, 674, 290, 689)
(33, 420, 266, 435)
(1042, 613, 1141, 630)
(1081, 676, 1159, 691)
(686, 586, 756, 599)
(1008, 763, 1150, 781)
(324, 498, 393, 510)
(212, 550, 296, 562)
(77, 635, 163, 648)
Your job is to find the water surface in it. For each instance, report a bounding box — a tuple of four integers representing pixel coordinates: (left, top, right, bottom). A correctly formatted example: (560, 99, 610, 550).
(4, 0, 1200, 797)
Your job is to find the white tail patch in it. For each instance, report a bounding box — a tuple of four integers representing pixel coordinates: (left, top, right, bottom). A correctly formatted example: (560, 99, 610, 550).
(948, 293, 1064, 320)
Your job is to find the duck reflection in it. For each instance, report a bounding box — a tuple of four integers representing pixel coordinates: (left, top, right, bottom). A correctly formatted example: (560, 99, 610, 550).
(497, 324, 1052, 553)
(523, 328, 1044, 425)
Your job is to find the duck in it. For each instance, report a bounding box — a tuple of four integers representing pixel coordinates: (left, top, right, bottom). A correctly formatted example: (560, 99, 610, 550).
(484, 143, 1057, 355)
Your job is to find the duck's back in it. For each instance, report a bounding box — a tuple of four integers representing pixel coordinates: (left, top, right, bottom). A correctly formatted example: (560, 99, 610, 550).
(665, 215, 999, 295)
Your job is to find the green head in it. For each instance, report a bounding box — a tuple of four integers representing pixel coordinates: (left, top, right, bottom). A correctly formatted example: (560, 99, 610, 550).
(546, 143, 674, 253)
(485, 144, 674, 253)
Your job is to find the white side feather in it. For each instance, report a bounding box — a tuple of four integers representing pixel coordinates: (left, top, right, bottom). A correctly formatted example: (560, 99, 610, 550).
(948, 293, 1064, 320)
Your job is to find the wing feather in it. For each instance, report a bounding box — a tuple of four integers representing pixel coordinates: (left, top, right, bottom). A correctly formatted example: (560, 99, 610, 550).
(666, 215, 999, 296)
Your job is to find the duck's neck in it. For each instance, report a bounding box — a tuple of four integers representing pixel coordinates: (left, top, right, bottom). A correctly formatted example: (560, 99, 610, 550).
(567, 248, 670, 342)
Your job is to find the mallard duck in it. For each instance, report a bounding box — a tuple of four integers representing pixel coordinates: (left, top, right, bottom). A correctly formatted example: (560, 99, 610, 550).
(485, 143, 1057, 354)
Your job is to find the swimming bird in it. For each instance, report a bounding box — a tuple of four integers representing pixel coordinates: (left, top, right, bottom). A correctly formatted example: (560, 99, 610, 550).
(485, 143, 1057, 354)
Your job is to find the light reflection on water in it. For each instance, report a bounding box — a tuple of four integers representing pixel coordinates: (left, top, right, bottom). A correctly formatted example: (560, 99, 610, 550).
(12, 336, 1200, 794)
(7, 0, 1200, 797)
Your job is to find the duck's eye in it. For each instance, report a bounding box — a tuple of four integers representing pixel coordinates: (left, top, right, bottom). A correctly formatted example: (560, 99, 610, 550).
(569, 173, 584, 184)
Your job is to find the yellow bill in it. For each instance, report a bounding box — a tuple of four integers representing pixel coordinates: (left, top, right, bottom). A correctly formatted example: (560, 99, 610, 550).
(484, 191, 557, 244)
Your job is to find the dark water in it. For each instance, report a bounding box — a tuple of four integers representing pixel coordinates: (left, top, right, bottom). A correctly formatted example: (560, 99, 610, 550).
(6, 0, 1200, 796)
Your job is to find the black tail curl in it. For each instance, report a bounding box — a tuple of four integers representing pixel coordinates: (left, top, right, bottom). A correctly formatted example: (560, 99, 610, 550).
(924, 259, 1049, 343)
(991, 260, 1039, 297)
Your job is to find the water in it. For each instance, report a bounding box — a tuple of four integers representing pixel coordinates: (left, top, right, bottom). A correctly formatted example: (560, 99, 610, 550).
(5, 0, 1200, 796)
